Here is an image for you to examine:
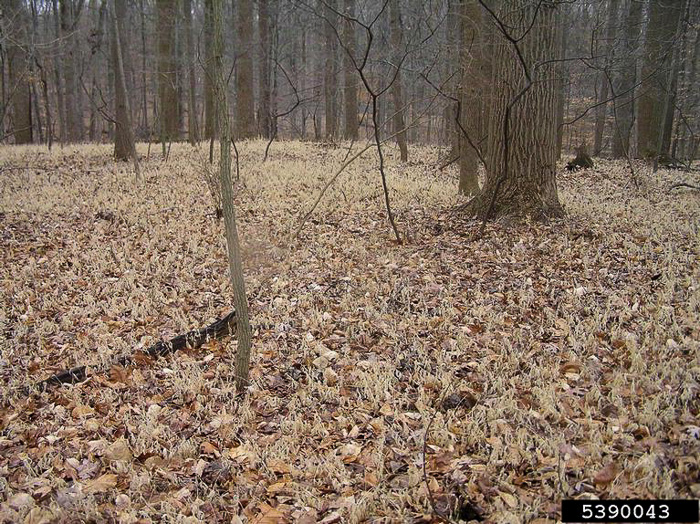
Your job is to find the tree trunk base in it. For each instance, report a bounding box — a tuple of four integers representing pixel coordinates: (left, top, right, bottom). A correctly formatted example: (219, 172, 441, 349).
(462, 186, 565, 223)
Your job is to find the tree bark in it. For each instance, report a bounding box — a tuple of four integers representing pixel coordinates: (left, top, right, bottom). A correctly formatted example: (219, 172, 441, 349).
(388, 0, 408, 161)
(458, 0, 486, 196)
(555, 2, 569, 159)
(257, 0, 272, 138)
(183, 0, 198, 144)
(111, 0, 137, 171)
(156, 0, 179, 142)
(234, 0, 256, 138)
(593, 0, 620, 156)
(203, 0, 216, 139)
(211, 0, 253, 391)
(7, 0, 32, 144)
(324, 0, 338, 140)
(342, 0, 358, 140)
(60, 0, 83, 142)
(611, 0, 642, 158)
(468, 0, 563, 221)
(637, 0, 683, 158)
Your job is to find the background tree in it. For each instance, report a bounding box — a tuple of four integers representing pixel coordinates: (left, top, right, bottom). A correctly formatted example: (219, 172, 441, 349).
(234, 0, 256, 138)
(257, 0, 273, 138)
(388, 0, 407, 161)
(156, 0, 179, 143)
(204, 0, 216, 140)
(211, 0, 253, 391)
(457, 0, 487, 196)
(111, 0, 138, 173)
(637, 0, 683, 158)
(342, 0, 358, 140)
(593, 0, 619, 156)
(183, 0, 199, 144)
(323, 0, 339, 140)
(6, 0, 33, 144)
(611, 0, 643, 159)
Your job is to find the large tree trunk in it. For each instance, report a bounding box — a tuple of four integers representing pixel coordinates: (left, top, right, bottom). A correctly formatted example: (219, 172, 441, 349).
(323, 0, 338, 140)
(637, 0, 683, 158)
(7, 0, 32, 144)
(111, 0, 137, 165)
(468, 1, 563, 221)
(211, 0, 252, 391)
(342, 0, 358, 140)
(156, 0, 179, 142)
(611, 0, 642, 159)
(203, 0, 216, 139)
(234, 0, 256, 138)
(388, 0, 408, 161)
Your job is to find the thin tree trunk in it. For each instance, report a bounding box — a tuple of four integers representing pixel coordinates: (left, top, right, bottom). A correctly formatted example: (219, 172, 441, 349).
(637, 0, 683, 157)
(182, 0, 198, 144)
(257, 0, 272, 138)
(323, 0, 338, 140)
(342, 0, 358, 140)
(388, 0, 408, 161)
(111, 0, 139, 181)
(654, 0, 689, 169)
(458, 0, 485, 195)
(61, 0, 82, 142)
(7, 0, 32, 144)
(204, 0, 216, 139)
(555, 2, 569, 159)
(234, 0, 256, 138)
(611, 0, 642, 158)
(593, 0, 619, 156)
(211, 0, 252, 391)
(156, 0, 179, 142)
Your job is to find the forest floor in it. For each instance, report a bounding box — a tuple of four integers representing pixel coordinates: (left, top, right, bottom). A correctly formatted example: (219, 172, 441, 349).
(0, 141, 698, 523)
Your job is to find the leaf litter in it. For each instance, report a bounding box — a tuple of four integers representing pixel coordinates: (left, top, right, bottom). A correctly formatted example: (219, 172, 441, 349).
(0, 141, 698, 522)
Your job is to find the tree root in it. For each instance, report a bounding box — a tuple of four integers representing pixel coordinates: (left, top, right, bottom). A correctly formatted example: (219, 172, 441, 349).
(26, 311, 237, 395)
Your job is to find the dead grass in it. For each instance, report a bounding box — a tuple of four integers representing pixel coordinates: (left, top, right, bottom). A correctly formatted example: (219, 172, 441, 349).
(0, 140, 698, 523)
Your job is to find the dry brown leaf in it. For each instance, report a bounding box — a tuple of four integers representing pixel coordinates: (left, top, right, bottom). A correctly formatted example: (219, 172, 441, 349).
(24, 507, 53, 524)
(593, 463, 618, 485)
(84, 473, 118, 493)
(8, 492, 34, 511)
(323, 367, 339, 386)
(267, 458, 291, 474)
(104, 440, 132, 462)
(337, 443, 362, 463)
(499, 492, 518, 509)
(267, 481, 294, 494)
(251, 503, 287, 524)
(71, 405, 94, 418)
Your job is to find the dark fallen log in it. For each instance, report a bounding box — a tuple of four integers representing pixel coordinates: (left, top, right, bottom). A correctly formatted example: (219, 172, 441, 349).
(29, 310, 237, 394)
(668, 182, 700, 192)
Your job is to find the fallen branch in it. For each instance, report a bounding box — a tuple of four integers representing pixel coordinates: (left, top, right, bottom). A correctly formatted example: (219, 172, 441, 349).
(27, 310, 237, 394)
(668, 182, 700, 192)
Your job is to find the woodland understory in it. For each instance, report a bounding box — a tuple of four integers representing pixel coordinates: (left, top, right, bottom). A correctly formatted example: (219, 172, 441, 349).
(0, 141, 698, 523)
